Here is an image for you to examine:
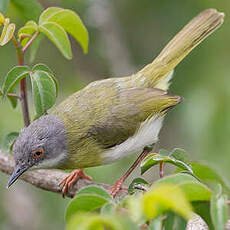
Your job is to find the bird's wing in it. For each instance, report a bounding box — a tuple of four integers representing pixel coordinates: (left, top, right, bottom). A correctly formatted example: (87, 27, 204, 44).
(85, 86, 181, 149)
(52, 80, 181, 150)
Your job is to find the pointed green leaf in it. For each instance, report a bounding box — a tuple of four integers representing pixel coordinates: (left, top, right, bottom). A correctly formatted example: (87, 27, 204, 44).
(18, 26, 35, 38)
(29, 34, 43, 63)
(164, 212, 187, 230)
(190, 162, 230, 195)
(30, 70, 57, 117)
(18, 26, 36, 47)
(169, 148, 189, 163)
(65, 194, 108, 222)
(18, 20, 38, 47)
(67, 213, 138, 230)
(2, 66, 30, 97)
(154, 173, 212, 202)
(128, 177, 149, 195)
(32, 63, 53, 74)
(38, 22, 72, 59)
(192, 202, 213, 230)
(1, 132, 19, 153)
(148, 216, 163, 230)
(0, 13, 4, 24)
(0, 18, 15, 46)
(11, 0, 43, 21)
(158, 149, 171, 156)
(142, 183, 193, 220)
(32, 63, 58, 94)
(46, 9, 88, 53)
(7, 88, 18, 109)
(100, 203, 115, 215)
(141, 153, 193, 174)
(76, 186, 113, 201)
(18, 20, 38, 36)
(25, 20, 38, 29)
(0, 0, 9, 14)
(39, 7, 63, 25)
(210, 184, 228, 230)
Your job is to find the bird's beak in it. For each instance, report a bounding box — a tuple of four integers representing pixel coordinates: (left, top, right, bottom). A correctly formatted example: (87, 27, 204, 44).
(7, 166, 29, 188)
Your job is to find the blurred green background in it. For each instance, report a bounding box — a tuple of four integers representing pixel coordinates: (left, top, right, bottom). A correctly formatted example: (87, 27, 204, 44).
(0, 0, 229, 229)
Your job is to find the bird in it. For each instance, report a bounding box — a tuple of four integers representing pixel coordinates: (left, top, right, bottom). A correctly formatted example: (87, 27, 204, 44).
(7, 9, 224, 197)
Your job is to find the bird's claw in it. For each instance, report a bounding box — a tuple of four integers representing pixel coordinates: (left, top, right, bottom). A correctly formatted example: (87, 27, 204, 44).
(108, 179, 128, 198)
(59, 169, 92, 198)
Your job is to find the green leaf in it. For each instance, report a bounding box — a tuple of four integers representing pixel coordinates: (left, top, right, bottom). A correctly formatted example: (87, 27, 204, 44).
(67, 213, 138, 230)
(29, 34, 43, 63)
(2, 66, 30, 97)
(11, 0, 43, 21)
(179, 182, 212, 202)
(158, 149, 171, 156)
(0, 18, 15, 46)
(18, 20, 38, 47)
(76, 186, 113, 201)
(32, 63, 58, 93)
(0, 0, 9, 14)
(169, 148, 189, 163)
(210, 184, 228, 230)
(18, 27, 35, 47)
(148, 216, 163, 230)
(141, 153, 193, 174)
(45, 8, 88, 53)
(100, 203, 115, 215)
(7, 88, 18, 109)
(1, 132, 19, 153)
(190, 162, 230, 195)
(0, 13, 4, 24)
(126, 196, 144, 223)
(30, 70, 57, 118)
(39, 7, 63, 25)
(128, 177, 148, 194)
(192, 202, 213, 230)
(38, 22, 72, 59)
(154, 173, 212, 202)
(164, 212, 187, 230)
(142, 183, 193, 220)
(65, 194, 108, 222)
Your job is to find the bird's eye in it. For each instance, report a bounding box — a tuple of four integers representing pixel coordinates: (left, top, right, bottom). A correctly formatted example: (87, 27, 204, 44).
(32, 147, 44, 159)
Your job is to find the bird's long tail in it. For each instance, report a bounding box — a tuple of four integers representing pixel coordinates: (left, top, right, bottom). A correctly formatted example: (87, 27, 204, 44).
(134, 9, 224, 90)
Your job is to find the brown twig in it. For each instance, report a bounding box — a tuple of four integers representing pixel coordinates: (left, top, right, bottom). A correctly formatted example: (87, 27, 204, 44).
(12, 36, 30, 127)
(159, 162, 164, 178)
(0, 149, 125, 198)
(22, 32, 39, 53)
(7, 93, 21, 99)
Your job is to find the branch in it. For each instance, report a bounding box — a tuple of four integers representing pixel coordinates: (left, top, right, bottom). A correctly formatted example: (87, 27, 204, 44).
(22, 31, 39, 53)
(0, 149, 115, 199)
(12, 35, 30, 127)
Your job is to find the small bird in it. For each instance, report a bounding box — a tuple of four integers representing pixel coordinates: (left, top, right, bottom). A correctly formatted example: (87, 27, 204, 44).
(7, 9, 224, 197)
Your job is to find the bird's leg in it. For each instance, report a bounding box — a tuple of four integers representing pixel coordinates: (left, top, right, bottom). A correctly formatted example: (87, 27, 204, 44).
(109, 147, 151, 197)
(59, 169, 92, 198)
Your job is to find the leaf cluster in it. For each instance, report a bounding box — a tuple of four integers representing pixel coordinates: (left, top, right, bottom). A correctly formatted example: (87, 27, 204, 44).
(65, 149, 230, 230)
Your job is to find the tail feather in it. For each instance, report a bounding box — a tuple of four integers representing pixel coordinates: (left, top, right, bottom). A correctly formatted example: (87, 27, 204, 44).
(134, 9, 224, 90)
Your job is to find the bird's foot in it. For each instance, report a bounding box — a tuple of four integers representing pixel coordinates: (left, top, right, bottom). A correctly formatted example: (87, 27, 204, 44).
(59, 169, 92, 198)
(108, 178, 128, 198)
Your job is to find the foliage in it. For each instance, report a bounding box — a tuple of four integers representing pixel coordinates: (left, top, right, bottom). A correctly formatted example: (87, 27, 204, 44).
(63, 149, 229, 230)
(0, 1, 89, 146)
(0, 1, 229, 230)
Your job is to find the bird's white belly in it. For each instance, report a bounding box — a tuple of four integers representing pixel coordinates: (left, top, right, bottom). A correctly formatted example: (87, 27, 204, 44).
(102, 115, 164, 164)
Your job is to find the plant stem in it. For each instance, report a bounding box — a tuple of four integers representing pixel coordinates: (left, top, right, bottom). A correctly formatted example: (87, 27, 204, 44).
(160, 162, 164, 178)
(7, 93, 21, 99)
(12, 36, 30, 127)
(22, 31, 39, 53)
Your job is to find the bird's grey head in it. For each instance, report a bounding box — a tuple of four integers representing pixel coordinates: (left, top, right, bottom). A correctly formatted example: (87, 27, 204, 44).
(8, 115, 68, 188)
